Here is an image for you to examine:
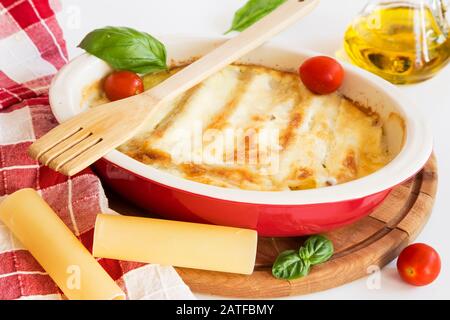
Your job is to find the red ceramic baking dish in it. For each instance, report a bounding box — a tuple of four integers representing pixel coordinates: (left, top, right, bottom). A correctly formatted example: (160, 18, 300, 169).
(49, 36, 432, 236)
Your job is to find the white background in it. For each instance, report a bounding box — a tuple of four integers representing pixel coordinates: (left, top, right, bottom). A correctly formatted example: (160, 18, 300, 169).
(57, 0, 450, 299)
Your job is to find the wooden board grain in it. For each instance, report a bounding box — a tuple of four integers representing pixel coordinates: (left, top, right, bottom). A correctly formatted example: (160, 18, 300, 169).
(108, 154, 437, 298)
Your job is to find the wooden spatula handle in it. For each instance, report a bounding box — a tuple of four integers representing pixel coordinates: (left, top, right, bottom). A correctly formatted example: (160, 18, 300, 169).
(148, 0, 319, 103)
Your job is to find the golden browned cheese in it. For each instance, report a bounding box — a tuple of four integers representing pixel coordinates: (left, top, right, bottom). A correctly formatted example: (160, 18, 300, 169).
(84, 64, 391, 191)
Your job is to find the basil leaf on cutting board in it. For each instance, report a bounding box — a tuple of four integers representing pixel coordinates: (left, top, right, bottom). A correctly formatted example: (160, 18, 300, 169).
(79, 26, 167, 74)
(299, 235, 334, 265)
(272, 250, 311, 280)
(272, 235, 334, 280)
(225, 0, 287, 34)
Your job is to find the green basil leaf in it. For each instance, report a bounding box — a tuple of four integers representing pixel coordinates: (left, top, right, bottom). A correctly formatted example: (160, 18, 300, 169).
(225, 0, 287, 34)
(79, 26, 167, 74)
(299, 235, 334, 265)
(272, 250, 311, 280)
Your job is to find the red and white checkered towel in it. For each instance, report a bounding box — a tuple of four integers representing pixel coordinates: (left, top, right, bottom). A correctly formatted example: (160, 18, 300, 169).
(0, 0, 194, 300)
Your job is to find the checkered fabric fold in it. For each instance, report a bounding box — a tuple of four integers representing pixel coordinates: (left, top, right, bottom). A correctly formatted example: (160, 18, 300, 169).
(0, 0, 194, 300)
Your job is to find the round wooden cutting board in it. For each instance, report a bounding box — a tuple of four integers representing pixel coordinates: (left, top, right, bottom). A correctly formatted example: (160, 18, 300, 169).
(108, 155, 437, 298)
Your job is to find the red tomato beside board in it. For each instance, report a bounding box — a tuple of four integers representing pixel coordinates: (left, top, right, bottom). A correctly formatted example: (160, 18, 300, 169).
(103, 70, 144, 101)
(397, 243, 441, 286)
(299, 56, 344, 94)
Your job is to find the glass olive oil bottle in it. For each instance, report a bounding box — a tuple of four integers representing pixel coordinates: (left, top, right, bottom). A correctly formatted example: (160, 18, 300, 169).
(344, 0, 450, 84)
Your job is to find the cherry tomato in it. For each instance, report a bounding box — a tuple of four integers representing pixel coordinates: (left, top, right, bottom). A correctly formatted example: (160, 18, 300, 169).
(103, 71, 144, 101)
(397, 243, 441, 286)
(299, 56, 344, 95)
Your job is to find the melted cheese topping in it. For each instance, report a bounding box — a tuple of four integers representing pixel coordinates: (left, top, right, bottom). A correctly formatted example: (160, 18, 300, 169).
(87, 64, 390, 191)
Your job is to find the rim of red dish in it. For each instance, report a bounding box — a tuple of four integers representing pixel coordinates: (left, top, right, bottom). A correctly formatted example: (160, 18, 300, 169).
(49, 36, 433, 205)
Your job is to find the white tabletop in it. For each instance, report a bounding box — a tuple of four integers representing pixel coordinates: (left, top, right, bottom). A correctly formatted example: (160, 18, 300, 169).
(58, 0, 450, 299)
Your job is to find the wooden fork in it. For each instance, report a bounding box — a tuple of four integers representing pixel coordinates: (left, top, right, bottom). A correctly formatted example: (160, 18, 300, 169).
(29, 0, 319, 176)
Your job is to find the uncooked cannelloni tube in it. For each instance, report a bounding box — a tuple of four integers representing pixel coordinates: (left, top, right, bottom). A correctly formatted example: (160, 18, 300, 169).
(93, 214, 258, 275)
(0, 189, 125, 300)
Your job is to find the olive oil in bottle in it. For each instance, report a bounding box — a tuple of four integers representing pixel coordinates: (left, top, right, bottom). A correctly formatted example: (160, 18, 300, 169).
(344, 0, 450, 84)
